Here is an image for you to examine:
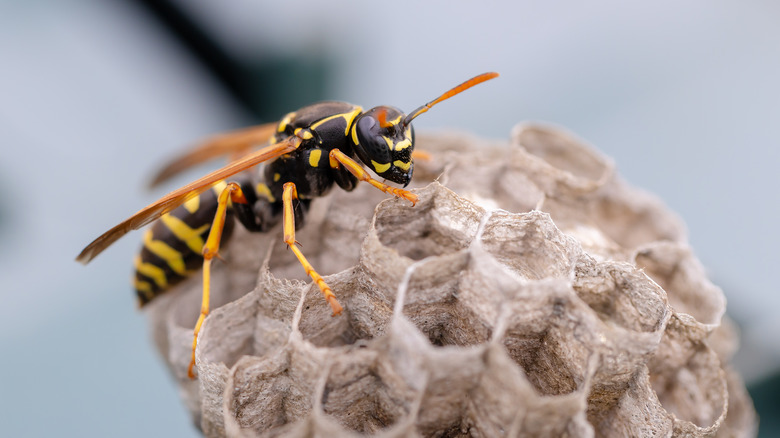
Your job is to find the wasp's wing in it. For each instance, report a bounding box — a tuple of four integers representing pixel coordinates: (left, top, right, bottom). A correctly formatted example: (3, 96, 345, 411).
(148, 122, 278, 188)
(76, 136, 301, 264)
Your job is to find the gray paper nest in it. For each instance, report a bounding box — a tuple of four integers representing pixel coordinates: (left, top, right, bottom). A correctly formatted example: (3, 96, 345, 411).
(145, 123, 756, 437)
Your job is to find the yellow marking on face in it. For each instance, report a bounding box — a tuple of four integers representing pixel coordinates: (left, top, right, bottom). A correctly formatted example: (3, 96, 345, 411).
(393, 160, 411, 171)
(183, 195, 200, 214)
(396, 128, 414, 150)
(387, 135, 412, 152)
(274, 173, 281, 182)
(310, 107, 363, 136)
(135, 256, 168, 289)
(390, 127, 414, 151)
(381, 135, 394, 151)
(143, 230, 187, 275)
(379, 124, 412, 152)
(277, 112, 295, 133)
(309, 149, 322, 168)
(255, 183, 275, 202)
(371, 160, 391, 173)
(395, 140, 412, 151)
(160, 214, 210, 254)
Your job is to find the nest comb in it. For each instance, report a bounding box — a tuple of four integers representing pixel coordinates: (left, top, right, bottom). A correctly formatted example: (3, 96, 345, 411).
(145, 123, 757, 437)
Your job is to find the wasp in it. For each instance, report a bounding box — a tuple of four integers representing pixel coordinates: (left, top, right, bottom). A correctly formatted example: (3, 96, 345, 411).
(76, 72, 499, 377)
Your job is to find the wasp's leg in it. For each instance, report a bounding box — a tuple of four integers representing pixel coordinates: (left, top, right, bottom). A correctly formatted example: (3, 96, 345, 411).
(188, 182, 248, 379)
(328, 149, 418, 205)
(282, 182, 343, 316)
(331, 160, 359, 192)
(411, 150, 432, 161)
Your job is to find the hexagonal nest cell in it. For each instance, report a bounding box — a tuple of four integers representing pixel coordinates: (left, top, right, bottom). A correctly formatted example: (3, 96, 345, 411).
(144, 123, 757, 437)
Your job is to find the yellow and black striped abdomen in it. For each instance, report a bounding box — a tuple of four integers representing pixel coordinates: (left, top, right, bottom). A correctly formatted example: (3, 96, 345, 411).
(134, 181, 233, 306)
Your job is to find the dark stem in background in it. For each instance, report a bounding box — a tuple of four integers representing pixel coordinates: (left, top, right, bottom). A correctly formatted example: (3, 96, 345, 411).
(127, 0, 329, 121)
(749, 372, 778, 437)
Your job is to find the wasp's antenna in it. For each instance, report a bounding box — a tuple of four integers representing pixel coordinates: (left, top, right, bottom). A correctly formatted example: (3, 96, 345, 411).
(403, 72, 499, 126)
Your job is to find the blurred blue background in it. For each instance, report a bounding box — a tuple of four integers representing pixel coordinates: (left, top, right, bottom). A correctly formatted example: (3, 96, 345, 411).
(1, 0, 777, 436)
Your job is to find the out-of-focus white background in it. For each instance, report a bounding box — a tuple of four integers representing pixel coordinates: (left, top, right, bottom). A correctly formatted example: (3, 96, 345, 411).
(1, 1, 777, 436)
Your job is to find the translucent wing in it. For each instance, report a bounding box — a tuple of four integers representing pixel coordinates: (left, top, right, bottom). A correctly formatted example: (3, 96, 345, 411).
(149, 122, 277, 188)
(76, 136, 301, 264)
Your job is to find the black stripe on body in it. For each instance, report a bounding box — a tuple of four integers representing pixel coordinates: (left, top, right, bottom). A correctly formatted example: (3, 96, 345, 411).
(134, 185, 235, 306)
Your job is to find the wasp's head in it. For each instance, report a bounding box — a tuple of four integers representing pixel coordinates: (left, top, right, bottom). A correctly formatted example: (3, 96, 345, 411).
(350, 106, 415, 186)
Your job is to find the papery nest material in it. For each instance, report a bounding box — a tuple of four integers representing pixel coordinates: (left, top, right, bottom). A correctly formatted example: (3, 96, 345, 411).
(145, 123, 757, 437)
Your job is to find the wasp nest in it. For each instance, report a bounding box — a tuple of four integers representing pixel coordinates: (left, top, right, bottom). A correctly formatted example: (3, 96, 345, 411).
(146, 123, 757, 437)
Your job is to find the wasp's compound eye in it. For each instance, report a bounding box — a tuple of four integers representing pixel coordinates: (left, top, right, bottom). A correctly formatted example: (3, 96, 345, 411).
(355, 115, 390, 164)
(351, 106, 415, 185)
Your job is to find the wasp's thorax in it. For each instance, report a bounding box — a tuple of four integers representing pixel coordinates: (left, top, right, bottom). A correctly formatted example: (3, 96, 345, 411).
(350, 106, 415, 186)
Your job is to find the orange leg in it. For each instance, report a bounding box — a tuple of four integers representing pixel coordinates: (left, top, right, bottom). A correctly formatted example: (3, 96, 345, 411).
(188, 182, 248, 379)
(282, 182, 343, 316)
(411, 150, 432, 161)
(328, 149, 418, 205)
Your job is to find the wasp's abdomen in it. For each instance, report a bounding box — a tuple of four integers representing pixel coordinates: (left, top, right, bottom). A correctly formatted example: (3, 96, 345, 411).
(134, 181, 233, 306)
